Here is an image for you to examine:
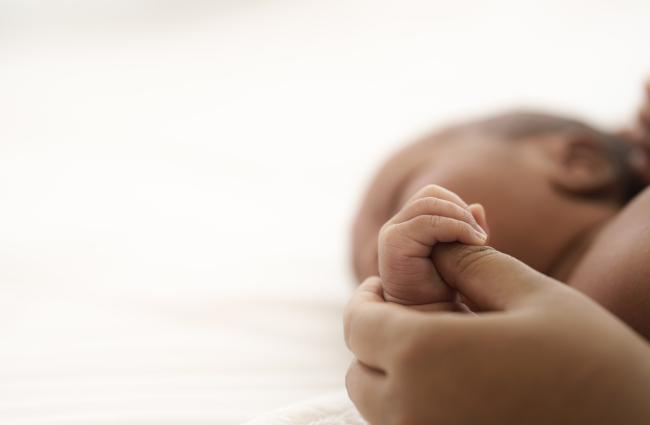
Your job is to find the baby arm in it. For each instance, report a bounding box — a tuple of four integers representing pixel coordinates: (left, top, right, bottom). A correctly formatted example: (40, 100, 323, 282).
(378, 184, 488, 305)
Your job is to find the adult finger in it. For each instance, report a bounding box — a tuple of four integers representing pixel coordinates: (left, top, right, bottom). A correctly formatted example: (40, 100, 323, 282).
(346, 360, 387, 425)
(343, 277, 410, 368)
(431, 243, 559, 311)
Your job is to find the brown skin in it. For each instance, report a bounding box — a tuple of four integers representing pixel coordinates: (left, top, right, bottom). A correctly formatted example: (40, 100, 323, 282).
(353, 121, 650, 338)
(344, 245, 650, 425)
(568, 188, 650, 338)
(378, 183, 489, 305)
(352, 129, 623, 282)
(345, 84, 650, 423)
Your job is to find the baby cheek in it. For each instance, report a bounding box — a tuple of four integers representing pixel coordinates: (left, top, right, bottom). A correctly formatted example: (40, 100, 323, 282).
(398, 173, 438, 207)
(398, 166, 474, 208)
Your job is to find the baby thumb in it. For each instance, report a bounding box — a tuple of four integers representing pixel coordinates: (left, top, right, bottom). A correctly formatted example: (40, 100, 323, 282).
(431, 243, 558, 311)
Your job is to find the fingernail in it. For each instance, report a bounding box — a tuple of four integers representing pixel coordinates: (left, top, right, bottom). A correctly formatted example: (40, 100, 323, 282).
(469, 203, 488, 234)
(470, 221, 484, 233)
(474, 228, 488, 242)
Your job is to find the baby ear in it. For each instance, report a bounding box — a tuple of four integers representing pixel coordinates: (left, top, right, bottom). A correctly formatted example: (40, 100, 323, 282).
(549, 131, 619, 198)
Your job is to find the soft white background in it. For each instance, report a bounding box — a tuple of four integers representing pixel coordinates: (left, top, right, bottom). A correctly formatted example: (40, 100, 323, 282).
(1, 0, 649, 424)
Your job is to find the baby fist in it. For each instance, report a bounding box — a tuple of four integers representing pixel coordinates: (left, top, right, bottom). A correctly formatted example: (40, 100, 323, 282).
(378, 184, 488, 305)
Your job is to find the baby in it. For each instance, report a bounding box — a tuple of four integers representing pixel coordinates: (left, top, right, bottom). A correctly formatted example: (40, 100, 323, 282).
(352, 82, 650, 336)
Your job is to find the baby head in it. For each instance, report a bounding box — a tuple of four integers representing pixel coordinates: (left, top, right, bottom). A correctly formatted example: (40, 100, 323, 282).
(352, 111, 649, 282)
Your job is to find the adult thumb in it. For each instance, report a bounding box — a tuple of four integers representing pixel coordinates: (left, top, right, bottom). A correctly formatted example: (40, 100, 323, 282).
(431, 243, 558, 311)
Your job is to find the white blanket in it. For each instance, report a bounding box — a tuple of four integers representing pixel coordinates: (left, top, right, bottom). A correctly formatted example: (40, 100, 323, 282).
(0, 286, 353, 424)
(244, 392, 365, 425)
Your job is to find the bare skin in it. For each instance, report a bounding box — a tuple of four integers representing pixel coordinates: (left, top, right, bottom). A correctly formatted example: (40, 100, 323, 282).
(344, 246, 650, 425)
(378, 184, 488, 305)
(353, 84, 650, 338)
(377, 181, 650, 339)
(568, 188, 650, 338)
(352, 129, 623, 282)
(345, 82, 650, 424)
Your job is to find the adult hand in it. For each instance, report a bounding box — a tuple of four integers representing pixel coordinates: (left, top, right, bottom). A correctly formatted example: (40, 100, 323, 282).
(344, 244, 650, 425)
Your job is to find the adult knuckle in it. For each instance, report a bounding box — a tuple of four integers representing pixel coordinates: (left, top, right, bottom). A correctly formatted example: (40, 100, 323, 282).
(390, 324, 428, 368)
(343, 303, 367, 350)
(342, 307, 356, 348)
(454, 245, 500, 275)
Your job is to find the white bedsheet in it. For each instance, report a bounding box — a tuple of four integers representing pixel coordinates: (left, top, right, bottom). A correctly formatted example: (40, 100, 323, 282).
(0, 284, 353, 424)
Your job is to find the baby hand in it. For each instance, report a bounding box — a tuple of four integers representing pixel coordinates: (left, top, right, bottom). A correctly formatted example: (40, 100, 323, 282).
(378, 184, 488, 305)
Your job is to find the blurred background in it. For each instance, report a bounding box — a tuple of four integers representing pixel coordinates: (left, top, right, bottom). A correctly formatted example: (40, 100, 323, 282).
(1, 0, 649, 424)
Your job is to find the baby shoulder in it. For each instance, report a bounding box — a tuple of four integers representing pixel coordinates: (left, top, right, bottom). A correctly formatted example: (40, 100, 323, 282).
(568, 187, 650, 339)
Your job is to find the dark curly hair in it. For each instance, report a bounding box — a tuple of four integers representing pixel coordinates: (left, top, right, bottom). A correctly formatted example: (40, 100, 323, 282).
(455, 111, 647, 203)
